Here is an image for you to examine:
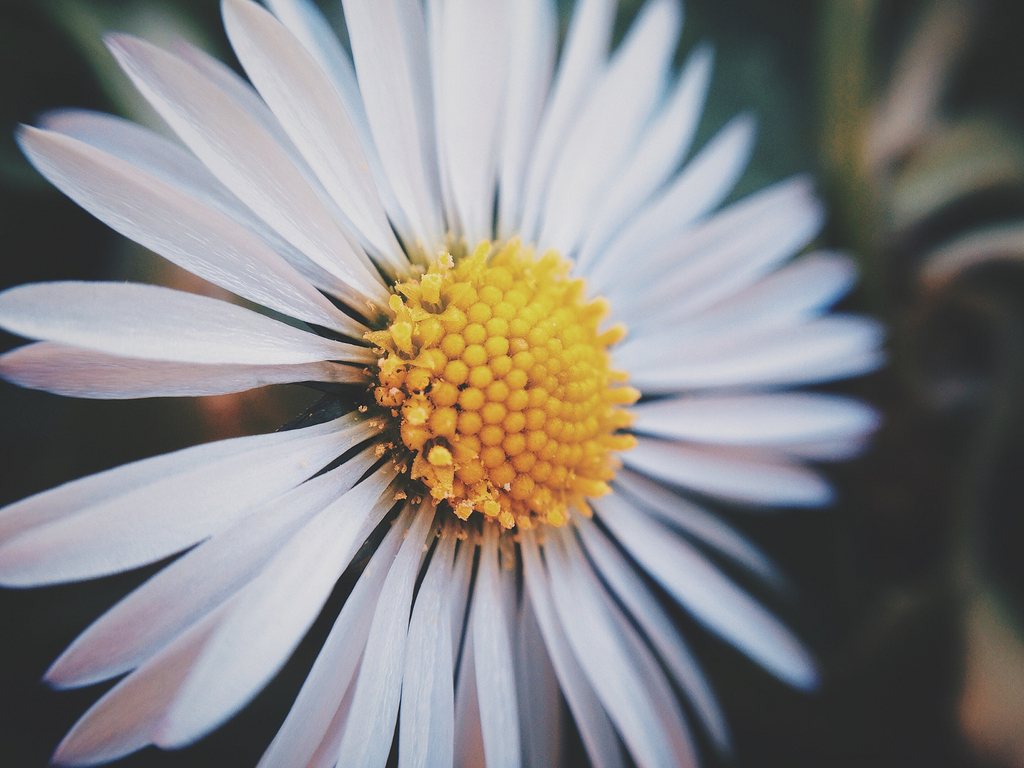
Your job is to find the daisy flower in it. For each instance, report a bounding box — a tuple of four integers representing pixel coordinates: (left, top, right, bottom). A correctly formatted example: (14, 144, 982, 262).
(0, 0, 883, 766)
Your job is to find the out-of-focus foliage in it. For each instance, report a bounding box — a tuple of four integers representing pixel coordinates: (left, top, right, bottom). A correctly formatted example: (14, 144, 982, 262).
(822, 1, 1024, 766)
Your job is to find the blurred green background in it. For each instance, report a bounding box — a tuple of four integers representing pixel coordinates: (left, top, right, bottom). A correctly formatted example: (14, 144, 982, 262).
(2, 0, 1024, 766)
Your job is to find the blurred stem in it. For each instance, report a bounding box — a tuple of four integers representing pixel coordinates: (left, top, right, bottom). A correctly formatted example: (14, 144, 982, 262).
(818, 0, 886, 314)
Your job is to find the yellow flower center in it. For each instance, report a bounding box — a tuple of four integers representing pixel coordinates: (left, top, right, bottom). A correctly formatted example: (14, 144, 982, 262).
(368, 240, 638, 530)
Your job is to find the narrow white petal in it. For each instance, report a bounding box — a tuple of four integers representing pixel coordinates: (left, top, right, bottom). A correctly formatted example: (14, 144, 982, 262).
(435, 0, 509, 243)
(264, 0, 412, 238)
(51, 603, 230, 766)
(625, 315, 885, 393)
(538, 0, 682, 257)
(516, 596, 563, 768)
(0, 342, 365, 400)
(541, 530, 678, 768)
(0, 414, 350, 542)
(449, 541, 475, 660)
(576, 44, 714, 272)
(47, 450, 380, 689)
(521, 532, 624, 768)
(223, 0, 407, 272)
(107, 34, 387, 308)
(518, 0, 617, 242)
(642, 250, 857, 345)
(595, 493, 819, 690)
(568, 528, 697, 768)
(257, 505, 414, 768)
(623, 436, 833, 507)
(341, 0, 444, 248)
(631, 393, 880, 447)
(597, 175, 816, 309)
(615, 183, 825, 330)
(497, 0, 556, 239)
(613, 469, 781, 584)
(576, 515, 729, 752)
(399, 535, 456, 768)
(0, 282, 372, 366)
(39, 108, 359, 299)
(472, 524, 521, 768)
(453, 630, 486, 768)
(17, 125, 365, 336)
(335, 502, 436, 768)
(587, 115, 756, 290)
(156, 466, 400, 747)
(0, 415, 380, 586)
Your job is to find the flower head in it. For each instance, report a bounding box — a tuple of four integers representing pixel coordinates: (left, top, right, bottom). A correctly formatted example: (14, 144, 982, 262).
(0, 0, 883, 766)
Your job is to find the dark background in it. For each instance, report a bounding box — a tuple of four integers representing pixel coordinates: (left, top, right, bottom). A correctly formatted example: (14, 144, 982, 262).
(3, 0, 1024, 766)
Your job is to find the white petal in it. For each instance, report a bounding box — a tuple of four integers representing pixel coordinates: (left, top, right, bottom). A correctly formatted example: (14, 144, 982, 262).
(516, 592, 563, 768)
(449, 541, 475, 660)
(472, 524, 521, 768)
(335, 502, 436, 768)
(17, 125, 365, 336)
(0, 281, 372, 366)
(650, 250, 858, 342)
(155, 465, 400, 747)
(0, 415, 379, 586)
(571, 531, 697, 768)
(106, 34, 387, 308)
(615, 183, 825, 330)
(341, 0, 444, 248)
(453, 629, 486, 768)
(257, 504, 413, 768)
(576, 44, 714, 272)
(518, 0, 617, 242)
(587, 114, 756, 290)
(623, 436, 833, 507)
(596, 494, 819, 689)
(497, 0, 556, 240)
(51, 602, 231, 766)
(575, 515, 729, 752)
(520, 532, 624, 768)
(264, 0, 413, 241)
(613, 469, 781, 584)
(399, 535, 456, 768)
(538, 0, 682, 257)
(46, 449, 380, 689)
(223, 0, 407, 272)
(0, 414, 343, 542)
(625, 315, 885, 393)
(541, 529, 678, 768)
(39, 108, 357, 299)
(630, 392, 880, 447)
(434, 0, 509, 243)
(0, 342, 365, 400)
